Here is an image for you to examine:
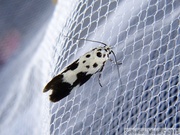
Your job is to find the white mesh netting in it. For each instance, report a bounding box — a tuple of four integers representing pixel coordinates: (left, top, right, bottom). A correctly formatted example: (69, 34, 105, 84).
(0, 0, 179, 135)
(48, 0, 180, 135)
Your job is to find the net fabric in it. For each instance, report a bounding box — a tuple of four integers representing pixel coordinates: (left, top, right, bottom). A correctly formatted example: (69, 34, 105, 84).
(49, 0, 180, 135)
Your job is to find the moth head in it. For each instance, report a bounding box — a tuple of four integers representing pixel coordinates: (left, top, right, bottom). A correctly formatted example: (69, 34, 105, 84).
(101, 45, 121, 80)
(95, 46, 112, 58)
(104, 46, 112, 55)
(102, 45, 113, 55)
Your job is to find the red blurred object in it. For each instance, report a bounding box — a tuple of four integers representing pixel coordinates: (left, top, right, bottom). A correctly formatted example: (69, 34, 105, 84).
(0, 29, 21, 65)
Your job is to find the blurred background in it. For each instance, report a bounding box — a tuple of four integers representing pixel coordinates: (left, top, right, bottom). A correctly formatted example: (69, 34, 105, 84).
(0, 0, 55, 67)
(0, 0, 179, 135)
(0, 0, 55, 135)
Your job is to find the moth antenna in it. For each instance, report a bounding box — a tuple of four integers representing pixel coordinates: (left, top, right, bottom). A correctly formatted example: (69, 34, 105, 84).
(63, 35, 107, 46)
(111, 51, 122, 85)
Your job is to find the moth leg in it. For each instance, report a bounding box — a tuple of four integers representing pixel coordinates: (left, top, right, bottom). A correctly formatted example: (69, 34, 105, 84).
(98, 65, 105, 87)
(109, 58, 122, 65)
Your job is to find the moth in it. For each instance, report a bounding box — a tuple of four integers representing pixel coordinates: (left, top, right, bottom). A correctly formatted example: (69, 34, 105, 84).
(43, 37, 121, 102)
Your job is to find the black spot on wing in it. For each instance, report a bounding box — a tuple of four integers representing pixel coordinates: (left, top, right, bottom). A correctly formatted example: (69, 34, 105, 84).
(86, 54, 91, 58)
(86, 65, 90, 69)
(92, 48, 96, 51)
(83, 60, 86, 63)
(97, 52, 102, 57)
(103, 54, 106, 57)
(63, 59, 79, 73)
(103, 61, 106, 65)
(43, 74, 73, 102)
(106, 48, 110, 51)
(93, 63, 98, 68)
(73, 72, 92, 87)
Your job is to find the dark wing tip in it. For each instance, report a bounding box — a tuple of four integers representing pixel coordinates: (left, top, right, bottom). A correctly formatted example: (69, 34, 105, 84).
(43, 87, 49, 93)
(49, 94, 60, 102)
(43, 84, 60, 102)
(49, 88, 71, 102)
(43, 75, 72, 102)
(43, 85, 60, 102)
(43, 83, 51, 92)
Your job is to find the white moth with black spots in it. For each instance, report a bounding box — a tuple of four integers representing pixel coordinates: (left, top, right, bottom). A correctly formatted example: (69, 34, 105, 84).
(43, 38, 121, 102)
